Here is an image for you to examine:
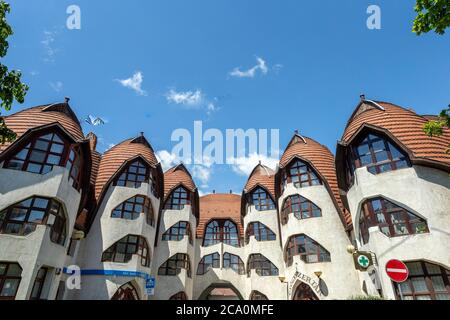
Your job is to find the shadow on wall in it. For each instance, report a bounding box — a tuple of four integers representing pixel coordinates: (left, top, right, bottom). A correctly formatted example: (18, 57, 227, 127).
(414, 166, 450, 189)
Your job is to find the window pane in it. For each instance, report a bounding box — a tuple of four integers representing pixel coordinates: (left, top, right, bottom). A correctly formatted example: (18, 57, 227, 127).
(0, 279, 20, 297)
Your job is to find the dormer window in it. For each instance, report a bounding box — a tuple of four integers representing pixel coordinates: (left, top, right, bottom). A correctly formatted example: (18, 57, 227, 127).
(249, 187, 275, 211)
(115, 160, 150, 189)
(164, 186, 190, 210)
(285, 159, 322, 189)
(351, 133, 410, 175)
(4, 132, 67, 174)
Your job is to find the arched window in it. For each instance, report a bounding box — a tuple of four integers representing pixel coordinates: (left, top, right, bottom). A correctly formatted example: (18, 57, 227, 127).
(4, 132, 68, 175)
(285, 234, 330, 266)
(395, 261, 450, 300)
(203, 220, 239, 247)
(223, 253, 245, 275)
(250, 290, 268, 300)
(111, 195, 154, 226)
(169, 292, 188, 300)
(359, 198, 429, 244)
(66, 146, 82, 190)
(286, 159, 322, 188)
(247, 254, 279, 277)
(351, 133, 410, 175)
(245, 222, 276, 243)
(162, 221, 193, 244)
(281, 195, 321, 224)
(0, 197, 67, 245)
(115, 159, 150, 188)
(293, 282, 319, 300)
(111, 282, 139, 300)
(158, 253, 191, 278)
(102, 235, 151, 267)
(250, 187, 275, 211)
(164, 186, 190, 210)
(197, 253, 220, 275)
(0, 262, 22, 300)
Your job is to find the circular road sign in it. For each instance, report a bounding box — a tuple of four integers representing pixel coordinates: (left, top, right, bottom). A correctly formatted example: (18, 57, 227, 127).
(385, 259, 409, 283)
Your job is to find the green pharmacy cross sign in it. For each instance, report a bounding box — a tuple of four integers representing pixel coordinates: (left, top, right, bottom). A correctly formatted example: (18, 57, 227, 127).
(353, 251, 374, 271)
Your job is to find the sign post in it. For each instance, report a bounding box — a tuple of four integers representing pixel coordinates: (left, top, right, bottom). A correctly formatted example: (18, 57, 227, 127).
(385, 259, 409, 300)
(353, 251, 374, 271)
(145, 277, 155, 296)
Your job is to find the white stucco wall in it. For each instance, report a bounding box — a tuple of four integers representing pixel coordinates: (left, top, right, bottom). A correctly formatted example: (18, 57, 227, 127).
(278, 183, 362, 300)
(346, 165, 450, 299)
(0, 166, 82, 300)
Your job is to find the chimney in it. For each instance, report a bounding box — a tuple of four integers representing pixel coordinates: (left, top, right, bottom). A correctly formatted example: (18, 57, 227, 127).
(86, 132, 97, 151)
(360, 94, 366, 101)
(229, 190, 232, 194)
(213, 190, 216, 194)
(140, 131, 144, 137)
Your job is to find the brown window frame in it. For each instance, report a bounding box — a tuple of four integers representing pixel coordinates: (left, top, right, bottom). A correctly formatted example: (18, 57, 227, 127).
(245, 221, 276, 244)
(197, 252, 220, 275)
(285, 234, 331, 266)
(0, 262, 22, 300)
(281, 194, 322, 224)
(394, 261, 450, 300)
(66, 146, 83, 191)
(223, 252, 245, 275)
(162, 221, 193, 244)
(249, 187, 275, 211)
(111, 195, 155, 226)
(4, 132, 69, 175)
(285, 159, 322, 189)
(203, 219, 240, 247)
(111, 282, 140, 300)
(114, 159, 151, 189)
(101, 235, 151, 267)
(351, 133, 410, 175)
(29, 267, 48, 300)
(359, 198, 429, 244)
(158, 253, 191, 278)
(0, 197, 67, 246)
(247, 254, 279, 277)
(164, 186, 190, 210)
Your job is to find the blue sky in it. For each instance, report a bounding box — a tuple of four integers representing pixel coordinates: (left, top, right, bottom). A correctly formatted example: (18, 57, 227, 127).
(4, 0, 450, 195)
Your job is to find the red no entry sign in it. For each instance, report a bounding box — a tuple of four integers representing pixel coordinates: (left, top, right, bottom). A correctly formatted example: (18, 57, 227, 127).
(385, 259, 409, 283)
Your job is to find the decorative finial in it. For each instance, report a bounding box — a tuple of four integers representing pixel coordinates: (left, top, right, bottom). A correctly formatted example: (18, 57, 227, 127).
(64, 97, 70, 103)
(360, 94, 366, 101)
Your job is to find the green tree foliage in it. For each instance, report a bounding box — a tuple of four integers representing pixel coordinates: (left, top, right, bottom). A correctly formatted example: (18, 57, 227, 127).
(0, 1, 28, 144)
(423, 106, 450, 153)
(413, 0, 450, 35)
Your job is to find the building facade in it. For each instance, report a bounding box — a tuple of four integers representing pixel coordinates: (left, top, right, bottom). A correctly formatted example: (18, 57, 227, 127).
(0, 97, 449, 300)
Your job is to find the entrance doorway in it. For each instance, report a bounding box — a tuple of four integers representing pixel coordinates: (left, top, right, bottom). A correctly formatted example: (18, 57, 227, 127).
(292, 282, 319, 300)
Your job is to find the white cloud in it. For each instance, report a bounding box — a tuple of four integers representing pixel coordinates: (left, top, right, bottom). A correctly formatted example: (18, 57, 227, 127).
(166, 89, 203, 106)
(165, 88, 219, 114)
(49, 81, 63, 92)
(229, 56, 269, 78)
(41, 30, 59, 63)
(156, 150, 180, 171)
(228, 153, 279, 176)
(116, 71, 147, 96)
(191, 165, 212, 186)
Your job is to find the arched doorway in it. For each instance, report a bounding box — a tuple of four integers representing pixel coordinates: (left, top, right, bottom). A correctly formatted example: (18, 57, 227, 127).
(292, 282, 319, 300)
(111, 282, 140, 300)
(198, 283, 244, 300)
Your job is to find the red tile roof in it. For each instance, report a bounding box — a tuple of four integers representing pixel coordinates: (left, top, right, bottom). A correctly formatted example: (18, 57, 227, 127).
(163, 164, 197, 200)
(342, 101, 450, 165)
(0, 103, 84, 153)
(95, 137, 159, 199)
(279, 134, 351, 227)
(244, 163, 276, 198)
(197, 193, 244, 239)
